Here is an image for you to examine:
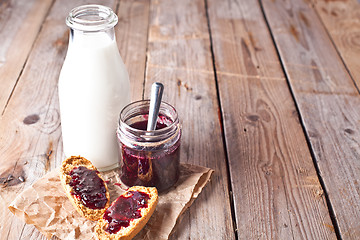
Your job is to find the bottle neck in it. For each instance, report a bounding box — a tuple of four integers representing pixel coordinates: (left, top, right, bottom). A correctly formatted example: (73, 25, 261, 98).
(69, 27, 116, 47)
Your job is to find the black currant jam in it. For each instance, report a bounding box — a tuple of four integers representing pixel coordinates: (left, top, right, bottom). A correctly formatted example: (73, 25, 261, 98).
(120, 119, 180, 192)
(69, 166, 108, 209)
(103, 191, 150, 234)
(117, 100, 181, 192)
(129, 115, 169, 130)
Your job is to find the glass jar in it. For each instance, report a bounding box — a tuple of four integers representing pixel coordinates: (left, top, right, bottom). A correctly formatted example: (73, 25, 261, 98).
(117, 100, 181, 192)
(58, 5, 130, 171)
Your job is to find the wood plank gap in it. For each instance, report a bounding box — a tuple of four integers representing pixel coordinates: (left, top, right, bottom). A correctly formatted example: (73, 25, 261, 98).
(141, 2, 152, 101)
(1, 63, 24, 116)
(115, 0, 120, 13)
(141, 57, 147, 100)
(309, 2, 360, 94)
(141, 2, 151, 100)
(257, 0, 342, 239)
(1, 0, 56, 117)
(204, 0, 239, 238)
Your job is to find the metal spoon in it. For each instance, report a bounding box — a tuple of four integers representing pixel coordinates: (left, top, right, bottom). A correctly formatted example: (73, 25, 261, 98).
(147, 82, 164, 131)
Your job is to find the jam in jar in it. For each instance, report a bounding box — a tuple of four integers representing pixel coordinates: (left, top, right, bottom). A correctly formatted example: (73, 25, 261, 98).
(117, 100, 181, 192)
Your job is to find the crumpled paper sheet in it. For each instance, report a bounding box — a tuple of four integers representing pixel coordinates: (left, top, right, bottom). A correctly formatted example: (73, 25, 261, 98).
(8, 164, 213, 240)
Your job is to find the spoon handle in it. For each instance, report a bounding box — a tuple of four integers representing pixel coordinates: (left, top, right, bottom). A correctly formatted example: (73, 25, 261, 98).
(147, 82, 164, 131)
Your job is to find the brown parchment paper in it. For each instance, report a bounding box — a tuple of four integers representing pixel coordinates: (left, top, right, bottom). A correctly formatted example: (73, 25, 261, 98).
(8, 164, 213, 240)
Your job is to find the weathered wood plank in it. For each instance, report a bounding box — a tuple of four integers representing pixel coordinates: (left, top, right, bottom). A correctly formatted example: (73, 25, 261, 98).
(144, 0, 235, 239)
(0, 0, 116, 239)
(207, 0, 336, 239)
(0, 0, 53, 114)
(262, 0, 360, 238)
(116, 0, 150, 101)
(312, 0, 360, 90)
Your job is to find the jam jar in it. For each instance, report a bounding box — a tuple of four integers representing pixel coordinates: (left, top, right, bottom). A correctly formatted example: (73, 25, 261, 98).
(117, 100, 181, 192)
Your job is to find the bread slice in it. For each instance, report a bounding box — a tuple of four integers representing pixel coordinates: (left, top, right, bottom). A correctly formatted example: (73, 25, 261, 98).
(95, 186, 158, 240)
(59, 156, 110, 220)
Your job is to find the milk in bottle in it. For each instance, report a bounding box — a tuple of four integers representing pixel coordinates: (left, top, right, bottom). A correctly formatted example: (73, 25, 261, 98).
(58, 5, 130, 170)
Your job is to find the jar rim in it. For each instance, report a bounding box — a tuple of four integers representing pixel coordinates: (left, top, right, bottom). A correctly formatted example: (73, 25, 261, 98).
(119, 100, 178, 133)
(118, 100, 180, 145)
(66, 4, 118, 32)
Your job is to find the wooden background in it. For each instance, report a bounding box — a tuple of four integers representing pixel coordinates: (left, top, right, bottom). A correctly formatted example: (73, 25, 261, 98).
(0, 0, 359, 239)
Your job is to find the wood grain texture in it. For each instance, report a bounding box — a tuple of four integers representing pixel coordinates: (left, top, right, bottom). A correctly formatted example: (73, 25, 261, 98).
(144, 0, 235, 238)
(262, 0, 360, 238)
(116, 0, 150, 101)
(0, 0, 116, 239)
(0, 0, 53, 114)
(207, 0, 336, 239)
(2, 0, 359, 239)
(312, 0, 360, 90)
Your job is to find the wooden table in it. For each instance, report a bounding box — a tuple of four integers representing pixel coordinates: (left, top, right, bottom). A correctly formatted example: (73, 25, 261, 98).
(1, 0, 359, 239)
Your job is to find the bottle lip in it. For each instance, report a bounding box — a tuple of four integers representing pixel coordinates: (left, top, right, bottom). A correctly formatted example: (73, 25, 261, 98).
(66, 4, 118, 32)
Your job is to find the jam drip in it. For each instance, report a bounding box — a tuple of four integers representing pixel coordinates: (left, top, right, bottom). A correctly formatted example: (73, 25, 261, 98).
(104, 191, 150, 234)
(69, 166, 107, 209)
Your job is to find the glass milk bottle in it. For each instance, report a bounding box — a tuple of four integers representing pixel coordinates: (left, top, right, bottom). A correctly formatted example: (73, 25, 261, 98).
(58, 5, 130, 171)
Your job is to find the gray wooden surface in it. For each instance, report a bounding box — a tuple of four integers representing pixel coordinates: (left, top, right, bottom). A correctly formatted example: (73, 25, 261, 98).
(1, 0, 359, 239)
